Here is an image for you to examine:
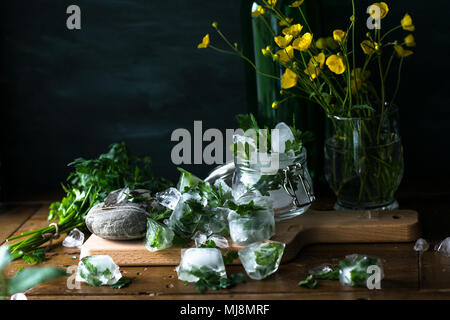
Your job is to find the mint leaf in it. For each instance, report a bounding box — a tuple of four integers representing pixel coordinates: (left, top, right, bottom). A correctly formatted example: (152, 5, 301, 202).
(110, 277, 133, 289)
(298, 275, 318, 289)
(222, 250, 239, 264)
(22, 248, 46, 265)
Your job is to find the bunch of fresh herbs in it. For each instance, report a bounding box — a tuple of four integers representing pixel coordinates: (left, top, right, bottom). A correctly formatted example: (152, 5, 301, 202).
(6, 142, 171, 260)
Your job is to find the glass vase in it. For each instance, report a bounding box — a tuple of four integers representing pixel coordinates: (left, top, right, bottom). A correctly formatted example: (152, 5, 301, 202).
(232, 147, 315, 221)
(324, 107, 404, 210)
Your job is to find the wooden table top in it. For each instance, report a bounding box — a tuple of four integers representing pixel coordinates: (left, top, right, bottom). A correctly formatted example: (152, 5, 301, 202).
(1, 183, 450, 300)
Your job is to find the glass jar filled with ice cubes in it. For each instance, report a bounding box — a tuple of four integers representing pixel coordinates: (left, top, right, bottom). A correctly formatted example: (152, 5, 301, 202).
(232, 125, 315, 221)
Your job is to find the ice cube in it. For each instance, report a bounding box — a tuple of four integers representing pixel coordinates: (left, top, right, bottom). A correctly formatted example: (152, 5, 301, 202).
(168, 192, 205, 237)
(145, 219, 175, 252)
(235, 190, 273, 209)
(177, 169, 203, 193)
(338, 254, 384, 287)
(192, 231, 229, 248)
(214, 178, 232, 195)
(435, 237, 450, 257)
(104, 188, 130, 207)
(413, 238, 429, 252)
(198, 207, 230, 236)
(10, 293, 27, 300)
(271, 122, 295, 154)
(62, 228, 85, 248)
(76, 255, 122, 286)
(238, 241, 285, 280)
(308, 264, 339, 279)
(228, 208, 275, 245)
(176, 248, 226, 282)
(155, 187, 181, 210)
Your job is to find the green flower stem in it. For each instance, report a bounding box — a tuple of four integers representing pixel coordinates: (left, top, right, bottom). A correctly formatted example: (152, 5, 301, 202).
(381, 25, 402, 42)
(259, 16, 276, 37)
(391, 57, 404, 105)
(297, 7, 312, 33)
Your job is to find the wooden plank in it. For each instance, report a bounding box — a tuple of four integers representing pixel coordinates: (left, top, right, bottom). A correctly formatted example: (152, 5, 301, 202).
(0, 204, 41, 244)
(80, 209, 420, 266)
(420, 244, 450, 290)
(3, 243, 420, 298)
(26, 290, 450, 300)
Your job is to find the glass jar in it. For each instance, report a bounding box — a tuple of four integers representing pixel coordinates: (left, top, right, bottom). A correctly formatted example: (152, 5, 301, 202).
(232, 148, 315, 221)
(324, 107, 404, 210)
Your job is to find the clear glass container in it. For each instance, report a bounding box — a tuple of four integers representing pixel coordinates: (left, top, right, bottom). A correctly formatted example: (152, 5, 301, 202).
(324, 107, 404, 210)
(232, 148, 315, 221)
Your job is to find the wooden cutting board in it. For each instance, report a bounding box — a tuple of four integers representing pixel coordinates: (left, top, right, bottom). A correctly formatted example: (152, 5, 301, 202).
(80, 209, 420, 266)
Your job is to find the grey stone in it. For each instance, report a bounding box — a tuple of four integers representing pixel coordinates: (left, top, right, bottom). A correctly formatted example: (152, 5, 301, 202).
(86, 189, 151, 240)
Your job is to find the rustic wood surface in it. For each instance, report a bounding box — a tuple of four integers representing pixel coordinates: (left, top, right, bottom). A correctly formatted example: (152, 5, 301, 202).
(81, 209, 420, 266)
(1, 185, 450, 300)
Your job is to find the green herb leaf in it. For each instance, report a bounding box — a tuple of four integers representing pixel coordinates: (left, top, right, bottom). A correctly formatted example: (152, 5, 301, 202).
(199, 240, 218, 248)
(298, 275, 318, 289)
(222, 250, 239, 264)
(190, 266, 245, 293)
(225, 200, 265, 216)
(110, 277, 133, 289)
(22, 248, 46, 265)
(7, 267, 67, 295)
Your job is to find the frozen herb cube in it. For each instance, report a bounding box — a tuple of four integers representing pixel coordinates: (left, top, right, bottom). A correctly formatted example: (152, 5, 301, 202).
(338, 254, 384, 287)
(238, 241, 285, 280)
(76, 255, 122, 286)
(145, 218, 175, 252)
(228, 209, 275, 245)
(176, 248, 226, 283)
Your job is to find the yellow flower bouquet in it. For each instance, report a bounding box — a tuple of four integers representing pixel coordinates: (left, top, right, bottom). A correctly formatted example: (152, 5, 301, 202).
(199, 1, 415, 210)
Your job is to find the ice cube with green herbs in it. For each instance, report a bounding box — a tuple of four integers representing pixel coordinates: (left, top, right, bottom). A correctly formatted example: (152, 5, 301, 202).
(227, 192, 275, 245)
(238, 241, 285, 280)
(76, 255, 122, 286)
(144, 218, 175, 252)
(338, 254, 384, 287)
(176, 248, 227, 282)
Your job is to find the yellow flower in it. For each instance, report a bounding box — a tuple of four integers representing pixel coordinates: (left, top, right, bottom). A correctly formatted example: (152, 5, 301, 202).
(276, 46, 295, 64)
(252, 5, 266, 17)
(401, 13, 415, 32)
(289, 0, 304, 7)
(394, 45, 414, 57)
(325, 36, 339, 50)
(361, 40, 377, 55)
(333, 29, 346, 42)
(326, 55, 346, 74)
(293, 32, 313, 51)
(349, 68, 371, 94)
(282, 24, 303, 37)
(316, 37, 327, 50)
(267, 0, 278, 7)
(281, 68, 298, 89)
(304, 53, 325, 80)
(197, 34, 210, 49)
(404, 34, 416, 47)
(279, 17, 294, 27)
(369, 2, 389, 19)
(272, 101, 281, 109)
(274, 34, 293, 48)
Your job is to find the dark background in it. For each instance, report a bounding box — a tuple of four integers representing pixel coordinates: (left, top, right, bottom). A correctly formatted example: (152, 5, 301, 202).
(1, 0, 449, 201)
